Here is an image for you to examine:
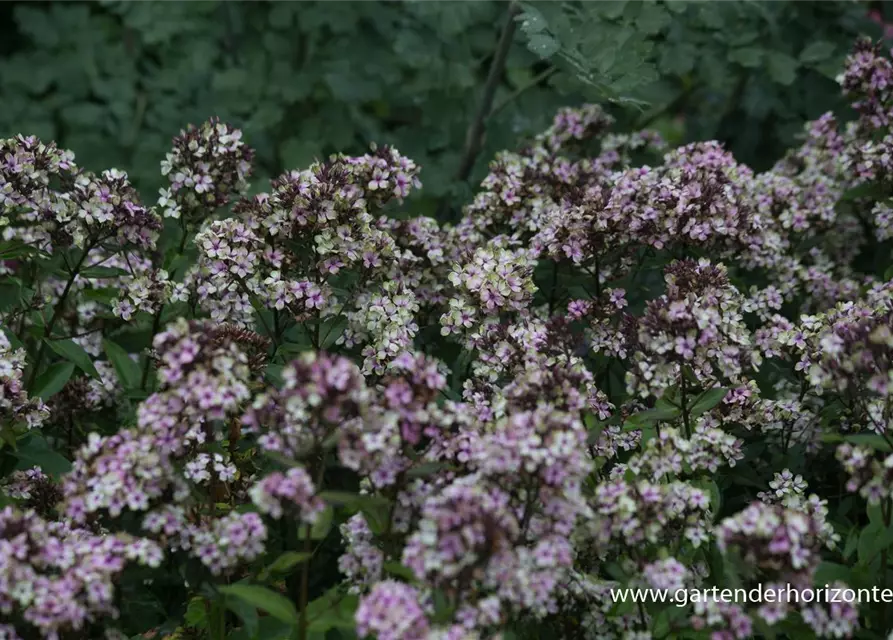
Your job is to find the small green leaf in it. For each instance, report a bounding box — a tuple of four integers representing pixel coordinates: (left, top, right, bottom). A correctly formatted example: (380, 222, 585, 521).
(80, 266, 129, 278)
(383, 562, 417, 581)
(218, 584, 299, 626)
(636, 3, 670, 34)
(517, 6, 548, 34)
(184, 597, 208, 629)
(728, 47, 763, 68)
(527, 33, 560, 59)
(265, 364, 284, 387)
(44, 339, 100, 379)
(0, 282, 23, 313)
(664, 0, 687, 12)
(821, 433, 893, 452)
(406, 461, 454, 478)
(598, 0, 629, 20)
(0, 241, 41, 260)
(623, 406, 680, 429)
(262, 551, 312, 578)
(0, 324, 24, 351)
(32, 361, 75, 400)
(299, 505, 333, 541)
(0, 427, 18, 451)
(767, 51, 799, 85)
(306, 593, 359, 632)
(14, 434, 71, 476)
(690, 387, 728, 418)
(320, 316, 347, 350)
(224, 596, 259, 638)
(858, 522, 890, 565)
(799, 41, 835, 64)
(103, 339, 140, 389)
(318, 491, 374, 507)
(814, 561, 851, 586)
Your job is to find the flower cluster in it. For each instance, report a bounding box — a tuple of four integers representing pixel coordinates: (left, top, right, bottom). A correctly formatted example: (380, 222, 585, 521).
(0, 331, 48, 430)
(0, 134, 77, 252)
(716, 502, 826, 576)
(587, 478, 712, 553)
(0, 506, 161, 638)
(626, 259, 759, 400)
(249, 466, 324, 521)
(158, 118, 254, 218)
(243, 351, 368, 459)
(441, 245, 537, 339)
(61, 319, 267, 576)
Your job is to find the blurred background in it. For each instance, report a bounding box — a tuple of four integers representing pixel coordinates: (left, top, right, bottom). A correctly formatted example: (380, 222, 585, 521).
(0, 0, 889, 219)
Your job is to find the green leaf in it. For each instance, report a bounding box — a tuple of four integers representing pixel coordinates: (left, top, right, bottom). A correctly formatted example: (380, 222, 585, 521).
(857, 522, 893, 566)
(0, 282, 24, 313)
(868, 503, 885, 527)
(184, 597, 208, 630)
(406, 461, 455, 478)
(800, 41, 835, 64)
(261, 551, 312, 579)
(298, 505, 333, 541)
(821, 432, 893, 452)
(383, 562, 417, 581)
(103, 339, 140, 389)
(44, 338, 100, 379)
(652, 607, 671, 639)
(767, 51, 799, 85)
(14, 434, 72, 476)
(318, 491, 389, 508)
(265, 364, 284, 387)
(80, 266, 130, 278)
(527, 33, 560, 60)
(517, 6, 549, 34)
(32, 361, 75, 399)
(843, 527, 859, 561)
(0, 324, 24, 351)
(0, 241, 42, 260)
(623, 406, 680, 429)
(728, 47, 763, 68)
(690, 387, 728, 418)
(820, 561, 849, 586)
(598, 1, 629, 20)
(218, 584, 299, 626)
(319, 316, 347, 350)
(636, 3, 671, 35)
(224, 596, 259, 639)
(665, 1, 687, 13)
(306, 593, 358, 633)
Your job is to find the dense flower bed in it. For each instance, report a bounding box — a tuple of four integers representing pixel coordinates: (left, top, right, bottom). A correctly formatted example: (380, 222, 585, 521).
(2, 36, 893, 640)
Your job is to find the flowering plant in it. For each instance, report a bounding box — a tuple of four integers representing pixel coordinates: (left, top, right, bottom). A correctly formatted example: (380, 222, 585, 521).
(3, 36, 893, 640)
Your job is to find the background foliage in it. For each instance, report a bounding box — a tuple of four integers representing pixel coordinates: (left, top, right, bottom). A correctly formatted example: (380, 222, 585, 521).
(0, 0, 887, 217)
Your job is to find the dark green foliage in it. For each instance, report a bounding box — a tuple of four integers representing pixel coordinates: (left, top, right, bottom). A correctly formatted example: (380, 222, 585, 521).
(0, 0, 884, 219)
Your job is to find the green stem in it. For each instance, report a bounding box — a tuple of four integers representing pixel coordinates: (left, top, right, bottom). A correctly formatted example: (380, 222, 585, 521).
(488, 65, 556, 121)
(298, 458, 327, 640)
(437, 0, 518, 220)
(141, 307, 163, 389)
(26, 243, 94, 391)
(234, 276, 278, 350)
(455, 1, 518, 183)
(680, 371, 691, 439)
(207, 597, 226, 640)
